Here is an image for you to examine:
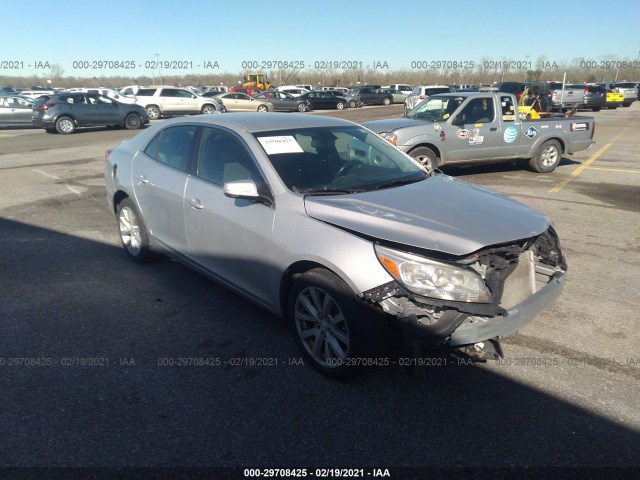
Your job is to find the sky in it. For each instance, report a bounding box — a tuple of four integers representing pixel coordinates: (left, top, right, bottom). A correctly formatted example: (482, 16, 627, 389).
(2, 0, 639, 79)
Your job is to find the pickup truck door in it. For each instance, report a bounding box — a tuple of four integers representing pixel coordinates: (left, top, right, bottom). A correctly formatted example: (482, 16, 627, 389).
(496, 94, 523, 158)
(445, 96, 501, 162)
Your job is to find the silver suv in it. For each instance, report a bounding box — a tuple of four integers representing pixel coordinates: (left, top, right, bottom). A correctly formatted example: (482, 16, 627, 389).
(134, 86, 224, 119)
(404, 85, 454, 114)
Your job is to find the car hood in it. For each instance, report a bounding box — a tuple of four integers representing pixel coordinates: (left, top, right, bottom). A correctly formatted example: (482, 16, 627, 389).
(363, 118, 427, 132)
(303, 175, 549, 256)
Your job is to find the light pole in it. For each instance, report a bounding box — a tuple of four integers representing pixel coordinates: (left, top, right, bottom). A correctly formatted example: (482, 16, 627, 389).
(155, 53, 160, 84)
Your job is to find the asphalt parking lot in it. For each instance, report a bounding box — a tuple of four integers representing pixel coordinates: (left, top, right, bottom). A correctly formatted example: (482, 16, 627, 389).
(0, 104, 639, 478)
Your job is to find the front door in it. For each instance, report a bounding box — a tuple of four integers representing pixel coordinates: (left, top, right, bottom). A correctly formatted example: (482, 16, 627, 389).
(445, 96, 501, 162)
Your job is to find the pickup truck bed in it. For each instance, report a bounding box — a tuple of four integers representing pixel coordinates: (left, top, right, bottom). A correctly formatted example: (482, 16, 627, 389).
(363, 92, 595, 173)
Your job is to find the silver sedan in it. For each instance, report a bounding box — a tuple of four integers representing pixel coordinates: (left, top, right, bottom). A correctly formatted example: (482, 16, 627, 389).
(105, 113, 566, 377)
(0, 95, 35, 126)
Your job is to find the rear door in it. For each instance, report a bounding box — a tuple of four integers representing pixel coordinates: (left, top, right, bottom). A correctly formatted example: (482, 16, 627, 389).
(131, 124, 199, 252)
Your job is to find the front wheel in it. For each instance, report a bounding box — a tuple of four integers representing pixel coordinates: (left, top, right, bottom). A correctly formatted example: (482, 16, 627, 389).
(124, 113, 142, 130)
(409, 146, 438, 171)
(116, 198, 156, 263)
(529, 139, 562, 173)
(348, 100, 356, 108)
(257, 104, 268, 112)
(336, 101, 345, 110)
(289, 269, 384, 378)
(55, 116, 75, 134)
(297, 102, 307, 112)
(382, 97, 392, 106)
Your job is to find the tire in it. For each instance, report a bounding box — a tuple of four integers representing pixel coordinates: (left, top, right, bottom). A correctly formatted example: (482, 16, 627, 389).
(336, 101, 345, 110)
(382, 97, 392, 106)
(124, 113, 142, 130)
(201, 104, 216, 115)
(409, 146, 438, 171)
(288, 268, 384, 379)
(55, 116, 75, 135)
(146, 105, 161, 120)
(348, 100, 356, 108)
(591, 107, 601, 112)
(529, 139, 562, 173)
(116, 198, 156, 263)
(297, 102, 307, 112)
(257, 104, 268, 112)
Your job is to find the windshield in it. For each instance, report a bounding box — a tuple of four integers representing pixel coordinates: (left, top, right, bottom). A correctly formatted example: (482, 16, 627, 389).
(254, 126, 426, 194)
(407, 95, 465, 122)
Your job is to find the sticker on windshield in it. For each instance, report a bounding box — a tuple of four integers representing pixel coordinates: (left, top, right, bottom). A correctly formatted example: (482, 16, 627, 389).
(257, 136, 304, 154)
(503, 126, 518, 143)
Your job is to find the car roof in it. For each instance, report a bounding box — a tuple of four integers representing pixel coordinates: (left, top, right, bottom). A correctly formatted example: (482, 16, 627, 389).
(152, 112, 356, 133)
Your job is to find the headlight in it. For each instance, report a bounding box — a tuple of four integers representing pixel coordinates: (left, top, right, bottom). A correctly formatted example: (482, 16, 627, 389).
(375, 245, 491, 303)
(378, 132, 397, 145)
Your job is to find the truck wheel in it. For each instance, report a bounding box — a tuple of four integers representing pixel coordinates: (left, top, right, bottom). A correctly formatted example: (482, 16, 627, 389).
(529, 139, 562, 173)
(409, 146, 438, 171)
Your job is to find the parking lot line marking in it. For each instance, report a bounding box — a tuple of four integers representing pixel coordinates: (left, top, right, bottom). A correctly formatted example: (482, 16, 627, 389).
(587, 167, 640, 174)
(549, 122, 636, 193)
(32, 168, 82, 197)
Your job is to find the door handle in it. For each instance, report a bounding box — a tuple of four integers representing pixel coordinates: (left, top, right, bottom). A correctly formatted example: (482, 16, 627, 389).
(490, 127, 498, 131)
(136, 174, 149, 184)
(189, 198, 204, 209)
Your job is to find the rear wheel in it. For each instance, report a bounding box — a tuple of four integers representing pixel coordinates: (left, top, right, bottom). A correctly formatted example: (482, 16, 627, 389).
(409, 146, 438, 171)
(124, 113, 142, 130)
(116, 198, 156, 263)
(348, 100, 356, 108)
(55, 116, 75, 134)
(529, 139, 561, 173)
(382, 97, 392, 105)
(257, 104, 268, 112)
(297, 102, 307, 112)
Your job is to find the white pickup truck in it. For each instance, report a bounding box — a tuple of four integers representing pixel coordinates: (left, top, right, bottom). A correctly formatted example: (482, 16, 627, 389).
(363, 92, 595, 173)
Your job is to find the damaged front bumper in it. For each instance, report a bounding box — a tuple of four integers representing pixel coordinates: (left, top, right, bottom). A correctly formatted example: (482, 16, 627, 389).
(367, 272, 563, 348)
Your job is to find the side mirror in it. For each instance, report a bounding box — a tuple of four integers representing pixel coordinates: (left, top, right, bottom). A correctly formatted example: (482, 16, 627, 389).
(223, 180, 272, 206)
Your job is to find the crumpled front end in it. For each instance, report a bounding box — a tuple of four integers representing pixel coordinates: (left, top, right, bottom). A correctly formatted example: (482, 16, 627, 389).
(363, 227, 567, 354)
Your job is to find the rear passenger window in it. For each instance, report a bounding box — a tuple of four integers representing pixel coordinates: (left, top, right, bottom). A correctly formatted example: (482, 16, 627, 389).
(147, 125, 198, 172)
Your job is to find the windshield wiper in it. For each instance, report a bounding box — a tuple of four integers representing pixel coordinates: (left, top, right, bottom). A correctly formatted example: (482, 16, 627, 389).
(371, 176, 425, 190)
(301, 187, 362, 195)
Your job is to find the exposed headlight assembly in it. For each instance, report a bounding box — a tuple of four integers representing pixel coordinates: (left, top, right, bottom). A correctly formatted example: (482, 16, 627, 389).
(375, 245, 491, 303)
(378, 132, 397, 145)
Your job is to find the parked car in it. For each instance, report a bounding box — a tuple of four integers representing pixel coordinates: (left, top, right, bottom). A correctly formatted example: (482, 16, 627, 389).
(380, 88, 407, 103)
(65, 87, 136, 104)
(32, 92, 149, 134)
(347, 86, 393, 106)
(610, 81, 638, 106)
(404, 85, 454, 113)
(105, 113, 567, 378)
(330, 89, 362, 108)
(254, 90, 311, 112)
(133, 86, 224, 119)
(213, 92, 274, 112)
(276, 86, 310, 97)
(297, 90, 348, 110)
(1, 86, 20, 95)
(230, 86, 261, 97)
(387, 84, 413, 95)
(601, 87, 624, 109)
(568, 84, 606, 111)
(0, 95, 35, 126)
(486, 82, 527, 102)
